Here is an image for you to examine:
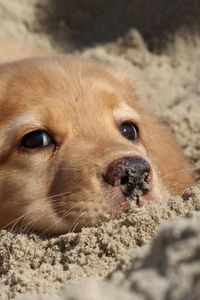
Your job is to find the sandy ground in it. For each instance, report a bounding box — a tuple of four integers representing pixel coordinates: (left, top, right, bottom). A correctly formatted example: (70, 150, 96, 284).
(0, 1, 200, 300)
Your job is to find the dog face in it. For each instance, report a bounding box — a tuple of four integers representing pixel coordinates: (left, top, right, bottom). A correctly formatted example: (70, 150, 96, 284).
(0, 56, 193, 234)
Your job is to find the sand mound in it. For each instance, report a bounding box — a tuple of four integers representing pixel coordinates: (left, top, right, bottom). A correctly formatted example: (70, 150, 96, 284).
(0, 187, 199, 300)
(0, 1, 200, 300)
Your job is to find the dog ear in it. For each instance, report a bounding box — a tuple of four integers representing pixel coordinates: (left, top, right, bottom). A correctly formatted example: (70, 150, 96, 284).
(140, 110, 194, 195)
(104, 63, 194, 194)
(87, 54, 142, 98)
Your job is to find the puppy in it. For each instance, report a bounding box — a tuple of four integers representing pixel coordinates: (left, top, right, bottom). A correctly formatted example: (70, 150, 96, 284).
(0, 40, 194, 235)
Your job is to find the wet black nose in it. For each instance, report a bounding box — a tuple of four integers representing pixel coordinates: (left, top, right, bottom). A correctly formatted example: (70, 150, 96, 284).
(105, 156, 151, 198)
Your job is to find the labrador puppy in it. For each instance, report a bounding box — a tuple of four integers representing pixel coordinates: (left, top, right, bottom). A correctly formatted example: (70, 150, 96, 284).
(0, 40, 194, 234)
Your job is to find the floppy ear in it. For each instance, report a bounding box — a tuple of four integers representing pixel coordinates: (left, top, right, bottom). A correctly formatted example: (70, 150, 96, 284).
(141, 110, 194, 195)
(94, 55, 141, 92)
(117, 70, 142, 94)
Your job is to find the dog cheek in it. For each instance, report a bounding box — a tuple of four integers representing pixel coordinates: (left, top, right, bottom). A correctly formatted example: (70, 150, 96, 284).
(0, 171, 44, 226)
(47, 163, 110, 229)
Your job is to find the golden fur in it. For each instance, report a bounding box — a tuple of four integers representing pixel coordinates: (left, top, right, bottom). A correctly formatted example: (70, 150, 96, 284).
(0, 40, 194, 235)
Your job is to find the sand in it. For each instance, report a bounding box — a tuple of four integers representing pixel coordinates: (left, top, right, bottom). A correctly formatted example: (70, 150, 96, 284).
(0, 1, 200, 300)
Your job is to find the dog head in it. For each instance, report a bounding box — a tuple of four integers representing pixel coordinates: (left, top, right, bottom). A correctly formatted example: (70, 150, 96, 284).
(0, 56, 193, 234)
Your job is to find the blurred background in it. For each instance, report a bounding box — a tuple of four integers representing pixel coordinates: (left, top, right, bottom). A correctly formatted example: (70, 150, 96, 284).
(0, 0, 200, 52)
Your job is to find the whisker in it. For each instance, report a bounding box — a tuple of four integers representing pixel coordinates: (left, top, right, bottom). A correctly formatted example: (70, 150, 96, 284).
(162, 167, 196, 179)
(2, 204, 42, 231)
(42, 202, 83, 235)
(61, 202, 83, 219)
(71, 212, 86, 233)
(7, 214, 27, 233)
(3, 200, 55, 232)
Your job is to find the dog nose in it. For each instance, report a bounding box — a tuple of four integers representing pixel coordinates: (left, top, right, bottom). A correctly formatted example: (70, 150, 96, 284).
(105, 156, 151, 198)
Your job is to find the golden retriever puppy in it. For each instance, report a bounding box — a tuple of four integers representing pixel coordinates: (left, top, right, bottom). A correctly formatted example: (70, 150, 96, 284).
(0, 40, 194, 235)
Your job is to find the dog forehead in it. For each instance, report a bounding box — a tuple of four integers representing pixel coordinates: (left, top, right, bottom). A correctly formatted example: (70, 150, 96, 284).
(5, 57, 133, 110)
(0, 57, 139, 135)
(33, 57, 130, 106)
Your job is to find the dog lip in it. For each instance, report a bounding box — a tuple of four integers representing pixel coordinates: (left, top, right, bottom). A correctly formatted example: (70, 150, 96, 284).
(107, 198, 130, 219)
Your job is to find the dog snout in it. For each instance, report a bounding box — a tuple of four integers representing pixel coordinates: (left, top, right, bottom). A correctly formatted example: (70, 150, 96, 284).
(105, 156, 152, 198)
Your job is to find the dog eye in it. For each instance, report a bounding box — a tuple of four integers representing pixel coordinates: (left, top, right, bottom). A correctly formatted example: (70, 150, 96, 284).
(119, 122, 139, 141)
(21, 130, 53, 149)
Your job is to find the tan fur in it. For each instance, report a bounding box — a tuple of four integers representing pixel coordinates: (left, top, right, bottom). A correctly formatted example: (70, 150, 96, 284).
(0, 40, 194, 235)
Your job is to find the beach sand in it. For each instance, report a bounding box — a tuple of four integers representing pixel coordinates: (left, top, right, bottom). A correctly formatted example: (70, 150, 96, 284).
(0, 1, 200, 299)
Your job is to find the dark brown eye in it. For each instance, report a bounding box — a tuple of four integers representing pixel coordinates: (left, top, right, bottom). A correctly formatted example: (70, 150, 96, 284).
(21, 130, 54, 149)
(119, 122, 139, 141)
